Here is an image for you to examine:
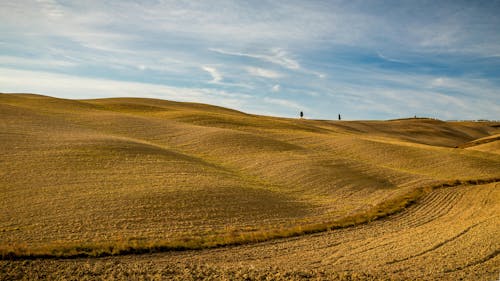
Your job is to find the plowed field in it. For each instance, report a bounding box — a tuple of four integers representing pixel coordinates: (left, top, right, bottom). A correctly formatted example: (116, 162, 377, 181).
(1, 93, 499, 280)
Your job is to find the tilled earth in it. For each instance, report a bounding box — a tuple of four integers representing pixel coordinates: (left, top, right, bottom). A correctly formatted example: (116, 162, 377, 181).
(2, 183, 498, 280)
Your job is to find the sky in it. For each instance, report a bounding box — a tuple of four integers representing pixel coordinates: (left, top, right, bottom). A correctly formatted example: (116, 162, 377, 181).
(1, 0, 499, 120)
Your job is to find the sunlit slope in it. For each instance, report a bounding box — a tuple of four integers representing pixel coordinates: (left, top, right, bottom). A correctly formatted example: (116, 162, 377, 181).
(319, 118, 498, 147)
(459, 134, 500, 155)
(1, 93, 499, 250)
(0, 95, 309, 248)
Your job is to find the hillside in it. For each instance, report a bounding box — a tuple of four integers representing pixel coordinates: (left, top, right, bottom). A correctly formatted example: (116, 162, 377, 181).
(1, 93, 499, 280)
(458, 133, 500, 155)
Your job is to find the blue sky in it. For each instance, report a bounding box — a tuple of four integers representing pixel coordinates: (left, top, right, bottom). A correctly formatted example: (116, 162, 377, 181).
(1, 0, 499, 120)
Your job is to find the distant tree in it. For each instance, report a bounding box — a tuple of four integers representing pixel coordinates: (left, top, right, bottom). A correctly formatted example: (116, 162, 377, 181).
(300, 111, 304, 118)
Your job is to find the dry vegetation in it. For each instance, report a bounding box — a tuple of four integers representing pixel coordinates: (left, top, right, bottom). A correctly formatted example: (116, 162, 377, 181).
(1, 93, 499, 280)
(459, 133, 500, 154)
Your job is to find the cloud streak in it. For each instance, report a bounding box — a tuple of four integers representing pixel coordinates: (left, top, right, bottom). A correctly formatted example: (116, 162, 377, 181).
(0, 67, 250, 110)
(246, 67, 282, 79)
(263, 97, 303, 111)
(211, 48, 300, 70)
(202, 66, 223, 83)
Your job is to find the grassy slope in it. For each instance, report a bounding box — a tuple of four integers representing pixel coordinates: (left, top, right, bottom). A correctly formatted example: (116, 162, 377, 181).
(459, 133, 500, 154)
(1, 93, 499, 257)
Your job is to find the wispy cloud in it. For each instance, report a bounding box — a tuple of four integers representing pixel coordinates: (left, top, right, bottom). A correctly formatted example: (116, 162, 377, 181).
(246, 67, 282, 79)
(272, 84, 281, 92)
(268, 48, 300, 70)
(211, 48, 300, 70)
(201, 66, 222, 83)
(0, 55, 76, 68)
(376, 52, 408, 64)
(263, 97, 303, 111)
(36, 0, 64, 19)
(0, 67, 251, 110)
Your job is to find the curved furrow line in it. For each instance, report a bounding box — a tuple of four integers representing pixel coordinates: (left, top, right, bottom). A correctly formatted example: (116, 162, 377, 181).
(394, 188, 462, 229)
(337, 185, 482, 263)
(319, 188, 465, 260)
(388, 186, 447, 221)
(385, 221, 483, 265)
(444, 249, 500, 273)
(328, 181, 492, 256)
(416, 188, 459, 217)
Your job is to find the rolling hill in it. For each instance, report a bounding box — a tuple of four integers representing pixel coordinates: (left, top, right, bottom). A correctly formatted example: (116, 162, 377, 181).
(1, 93, 499, 280)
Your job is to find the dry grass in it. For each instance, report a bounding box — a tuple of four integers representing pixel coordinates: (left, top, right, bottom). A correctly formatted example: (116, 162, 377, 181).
(458, 133, 500, 155)
(1, 182, 498, 280)
(1, 93, 500, 279)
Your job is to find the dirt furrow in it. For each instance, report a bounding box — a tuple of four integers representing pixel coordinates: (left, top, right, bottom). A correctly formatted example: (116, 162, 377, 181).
(395, 187, 461, 229)
(1, 183, 498, 280)
(386, 221, 482, 265)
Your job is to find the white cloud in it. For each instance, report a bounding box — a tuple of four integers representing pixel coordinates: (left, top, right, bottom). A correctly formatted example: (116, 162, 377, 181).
(427, 76, 498, 100)
(376, 52, 407, 63)
(323, 74, 500, 120)
(36, 0, 64, 19)
(263, 97, 303, 111)
(211, 48, 300, 70)
(0, 67, 252, 110)
(269, 48, 300, 70)
(272, 84, 281, 92)
(211, 48, 326, 79)
(201, 66, 222, 83)
(0, 55, 76, 68)
(246, 67, 282, 79)
(3, 1, 500, 58)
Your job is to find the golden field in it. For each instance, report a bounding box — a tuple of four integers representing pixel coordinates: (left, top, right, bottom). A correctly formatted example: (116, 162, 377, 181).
(1, 93, 499, 280)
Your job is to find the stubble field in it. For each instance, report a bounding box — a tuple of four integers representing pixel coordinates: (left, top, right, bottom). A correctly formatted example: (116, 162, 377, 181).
(1, 93, 499, 280)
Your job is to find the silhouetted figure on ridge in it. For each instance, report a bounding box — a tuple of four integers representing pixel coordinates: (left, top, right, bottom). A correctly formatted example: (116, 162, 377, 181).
(300, 111, 304, 118)
(338, 114, 341, 121)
